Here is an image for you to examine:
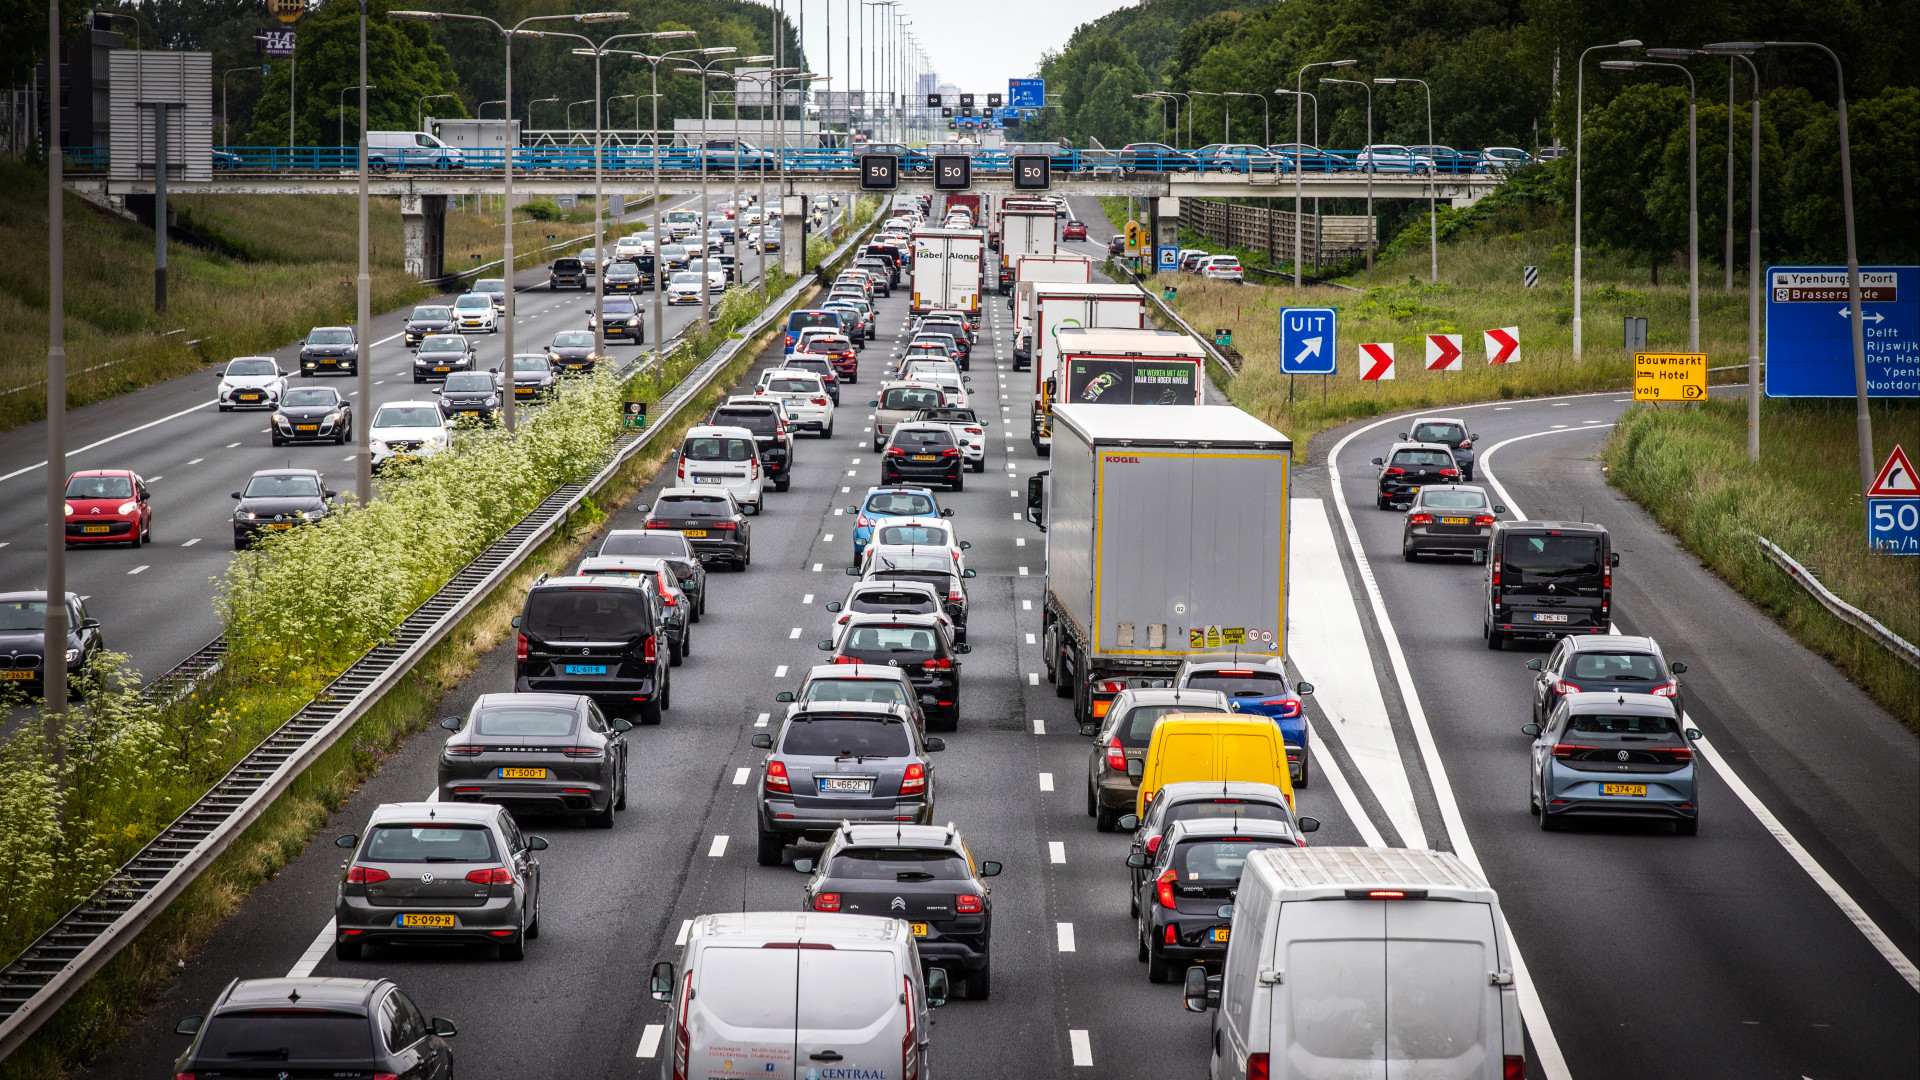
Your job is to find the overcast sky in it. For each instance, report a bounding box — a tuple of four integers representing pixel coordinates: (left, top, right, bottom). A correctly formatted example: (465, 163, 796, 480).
(792, 0, 1129, 101)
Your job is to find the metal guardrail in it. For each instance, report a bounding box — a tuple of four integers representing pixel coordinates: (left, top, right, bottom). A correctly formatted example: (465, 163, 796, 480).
(1752, 533, 1920, 670)
(0, 211, 879, 1061)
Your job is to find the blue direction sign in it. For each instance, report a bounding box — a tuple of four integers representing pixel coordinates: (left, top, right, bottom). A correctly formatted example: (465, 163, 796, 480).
(1008, 78, 1046, 109)
(1764, 265, 1919, 398)
(1280, 307, 1338, 374)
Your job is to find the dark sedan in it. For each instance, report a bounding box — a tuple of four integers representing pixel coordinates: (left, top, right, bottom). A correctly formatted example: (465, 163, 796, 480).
(403, 305, 456, 347)
(546, 330, 599, 375)
(232, 469, 334, 549)
(1401, 485, 1503, 561)
(434, 372, 501, 423)
(603, 260, 643, 293)
(299, 325, 359, 375)
(494, 354, 556, 402)
(589, 295, 645, 343)
(172, 978, 457, 1078)
(412, 333, 475, 383)
(883, 424, 965, 489)
(752, 702, 942, 864)
(271, 386, 353, 445)
(639, 489, 751, 569)
(591, 529, 708, 616)
(0, 591, 103, 697)
(1371, 441, 1461, 509)
(819, 613, 969, 731)
(794, 823, 1001, 999)
(1528, 634, 1687, 723)
(1119, 142, 1200, 174)
(438, 691, 630, 826)
(1121, 782, 1310, 912)
(577, 554, 692, 664)
(1129, 819, 1299, 981)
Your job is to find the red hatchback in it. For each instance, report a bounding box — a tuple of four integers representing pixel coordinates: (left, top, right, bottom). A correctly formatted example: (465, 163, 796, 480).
(1062, 220, 1088, 241)
(65, 470, 153, 547)
(806, 334, 860, 383)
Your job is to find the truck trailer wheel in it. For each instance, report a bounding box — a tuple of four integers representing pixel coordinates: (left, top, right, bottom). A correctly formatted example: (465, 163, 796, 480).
(1054, 648, 1075, 700)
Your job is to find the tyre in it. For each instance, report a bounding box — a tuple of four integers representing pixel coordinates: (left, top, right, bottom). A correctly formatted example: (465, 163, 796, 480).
(823, 420, 834, 439)
(972, 458, 985, 473)
(1486, 627, 1505, 651)
(951, 473, 964, 492)
(590, 794, 614, 828)
(1296, 753, 1311, 789)
(639, 696, 663, 726)
(1086, 782, 1097, 818)
(526, 905, 541, 938)
(964, 955, 992, 1000)
(271, 436, 286, 447)
(1403, 547, 1417, 562)
(1054, 648, 1076, 700)
(1146, 940, 1171, 983)
(1096, 804, 1121, 833)
(218, 404, 231, 412)
(334, 939, 362, 961)
(129, 523, 142, 549)
(679, 626, 691, 659)
(744, 544, 753, 567)
(615, 759, 628, 810)
(1376, 495, 1390, 510)
(499, 918, 526, 960)
(669, 636, 683, 667)
(1538, 804, 1562, 831)
(774, 476, 791, 492)
(757, 829, 786, 867)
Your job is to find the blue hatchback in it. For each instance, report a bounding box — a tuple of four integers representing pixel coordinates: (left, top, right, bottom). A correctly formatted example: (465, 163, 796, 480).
(1173, 657, 1314, 786)
(847, 486, 951, 558)
(1526, 693, 1700, 834)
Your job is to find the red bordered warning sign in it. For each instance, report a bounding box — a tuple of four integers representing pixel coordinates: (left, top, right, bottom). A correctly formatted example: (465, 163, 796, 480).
(1868, 444, 1917, 497)
(1359, 342, 1395, 381)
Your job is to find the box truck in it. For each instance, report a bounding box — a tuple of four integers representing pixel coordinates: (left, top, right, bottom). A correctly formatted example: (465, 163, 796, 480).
(910, 227, 985, 317)
(1025, 403, 1290, 729)
(998, 206, 1059, 293)
(1183, 847, 1525, 1080)
(1025, 290, 1156, 452)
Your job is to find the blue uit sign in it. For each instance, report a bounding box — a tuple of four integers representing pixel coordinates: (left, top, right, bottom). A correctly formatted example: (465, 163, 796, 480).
(1764, 265, 1918, 398)
(1008, 79, 1046, 109)
(1280, 307, 1338, 374)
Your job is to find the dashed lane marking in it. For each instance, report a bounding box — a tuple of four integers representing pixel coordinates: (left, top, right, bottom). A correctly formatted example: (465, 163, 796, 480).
(1016, 538, 1026, 546)
(285, 919, 337, 978)
(1026, 633, 1036, 644)
(812, 563, 823, 572)
(1033, 718, 1045, 735)
(1022, 600, 1031, 610)
(707, 835, 730, 857)
(1057, 923, 1076, 952)
(1070, 1030, 1093, 1067)
(1028, 672, 1039, 685)
(128, 565, 149, 575)
(1018, 566, 1028, 576)
(802, 594, 814, 604)
(733, 767, 751, 785)
(789, 628, 802, 639)
(755, 712, 771, 727)
(226, 442, 240, 448)
(187, 458, 203, 464)
(774, 665, 788, 677)
(1038, 772, 1054, 792)
(182, 538, 200, 547)
(823, 533, 834, 542)
(636, 1025, 665, 1058)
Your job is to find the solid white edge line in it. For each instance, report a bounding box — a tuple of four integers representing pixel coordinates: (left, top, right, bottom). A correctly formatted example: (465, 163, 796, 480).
(1305, 737, 1389, 848)
(0, 399, 218, 485)
(1328, 411, 1574, 1080)
(636, 1024, 666, 1058)
(1476, 426, 1616, 519)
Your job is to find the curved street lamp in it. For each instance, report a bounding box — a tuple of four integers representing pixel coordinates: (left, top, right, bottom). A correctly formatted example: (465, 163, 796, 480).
(1288, 59, 1355, 286)
(1602, 57, 1698, 351)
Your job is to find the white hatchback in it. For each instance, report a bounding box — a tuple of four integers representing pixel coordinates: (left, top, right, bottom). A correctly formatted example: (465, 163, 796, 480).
(368, 400, 452, 468)
(755, 370, 836, 436)
(215, 356, 289, 411)
(452, 293, 498, 333)
(675, 425, 766, 513)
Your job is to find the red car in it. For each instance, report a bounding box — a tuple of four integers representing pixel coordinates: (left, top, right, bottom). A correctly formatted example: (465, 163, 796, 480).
(64, 469, 153, 547)
(1062, 220, 1088, 241)
(808, 333, 860, 383)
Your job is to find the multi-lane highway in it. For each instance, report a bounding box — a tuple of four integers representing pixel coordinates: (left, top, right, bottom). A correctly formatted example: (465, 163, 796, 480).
(39, 196, 1920, 1080)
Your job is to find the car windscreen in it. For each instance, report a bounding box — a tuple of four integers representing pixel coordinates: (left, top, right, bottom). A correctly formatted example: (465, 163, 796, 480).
(1183, 671, 1287, 698)
(890, 429, 954, 450)
(873, 525, 949, 546)
(374, 406, 441, 429)
(603, 298, 637, 314)
(1161, 799, 1290, 829)
(780, 717, 912, 757)
(227, 359, 277, 376)
(1118, 704, 1227, 746)
(829, 848, 972, 881)
(521, 587, 651, 640)
(474, 707, 577, 737)
(766, 378, 819, 394)
(307, 329, 354, 344)
(475, 280, 505, 294)
(553, 332, 594, 349)
(601, 533, 690, 557)
(243, 474, 321, 498)
(1503, 535, 1600, 577)
(1420, 490, 1486, 510)
(443, 374, 491, 392)
(0, 600, 48, 630)
(841, 624, 942, 660)
(66, 475, 133, 499)
(865, 492, 937, 516)
(1412, 422, 1466, 444)
(683, 437, 754, 461)
(1391, 449, 1454, 467)
(454, 295, 489, 309)
(920, 410, 974, 423)
(606, 263, 637, 276)
(419, 336, 465, 352)
(194, 1013, 375, 1062)
(803, 679, 909, 706)
(365, 823, 494, 862)
(282, 389, 336, 408)
(713, 409, 777, 435)
(410, 308, 449, 321)
(1567, 712, 1679, 736)
(655, 495, 731, 518)
(552, 260, 581, 270)
(1568, 652, 1663, 681)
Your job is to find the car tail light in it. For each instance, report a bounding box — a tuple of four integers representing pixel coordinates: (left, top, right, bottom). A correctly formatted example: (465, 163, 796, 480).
(855, 513, 872, 527)
(1106, 738, 1127, 772)
(964, 427, 981, 435)
(813, 891, 841, 912)
(1651, 682, 1678, 697)
(676, 456, 685, 479)
(646, 519, 672, 528)
(901, 763, 926, 796)
(885, 447, 906, 457)
(1248, 1053, 1270, 1080)
(922, 657, 951, 670)
(711, 520, 738, 530)
(947, 586, 964, 603)
(1474, 514, 1497, 526)
(765, 760, 791, 792)
(561, 745, 604, 758)
(445, 745, 483, 757)
(1439, 468, 1459, 478)
(1491, 556, 1502, 589)
(1650, 746, 1694, 763)
(1264, 697, 1302, 718)
(812, 396, 829, 406)
(784, 333, 795, 347)
(955, 893, 983, 914)
(1553, 679, 1582, 694)
(1503, 1055, 1523, 1080)
(466, 866, 513, 884)
(1550, 743, 1596, 759)
(346, 866, 389, 884)
(673, 974, 692, 1080)
(1156, 868, 1178, 909)
(1409, 513, 1434, 525)
(643, 634, 658, 664)
(939, 447, 960, 458)
(833, 655, 860, 665)
(516, 634, 529, 661)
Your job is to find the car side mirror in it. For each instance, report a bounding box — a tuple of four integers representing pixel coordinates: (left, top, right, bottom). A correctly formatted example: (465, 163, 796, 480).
(334, 833, 359, 848)
(488, 367, 499, 374)
(614, 719, 633, 733)
(1371, 457, 1385, 466)
(1610, 552, 1620, 567)
(81, 618, 101, 630)
(510, 616, 521, 628)
(1125, 852, 1150, 868)
(174, 1015, 203, 1036)
(962, 569, 976, 578)
(954, 643, 972, 654)
(959, 541, 971, 550)
(824, 601, 843, 612)
(816, 640, 834, 651)
(1126, 758, 1145, 780)
(1525, 658, 1543, 671)
(868, 400, 880, 407)
(279, 369, 292, 378)
(231, 491, 242, 499)
(1670, 661, 1688, 674)
(774, 691, 795, 702)
(845, 506, 859, 514)
(1494, 504, 1508, 514)
(649, 961, 677, 1002)
(979, 860, 1001, 877)
(941, 508, 954, 518)
(1295, 682, 1313, 696)
(1118, 814, 1139, 830)
(297, 339, 307, 346)
(792, 858, 813, 873)
(431, 1017, 458, 1038)
(925, 967, 950, 1007)
(845, 567, 861, 576)
(1397, 432, 1407, 440)
(925, 737, 946, 752)
(439, 716, 462, 731)
(527, 836, 549, 851)
(430, 388, 442, 395)
(1472, 433, 1481, 440)
(751, 733, 774, 749)
(1522, 723, 1542, 737)
(1685, 728, 1702, 741)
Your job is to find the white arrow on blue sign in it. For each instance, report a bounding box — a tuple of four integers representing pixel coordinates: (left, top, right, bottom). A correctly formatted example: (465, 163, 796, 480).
(1280, 307, 1338, 374)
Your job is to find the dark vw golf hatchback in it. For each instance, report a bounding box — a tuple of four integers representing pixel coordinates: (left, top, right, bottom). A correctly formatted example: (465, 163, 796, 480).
(513, 576, 671, 724)
(173, 977, 457, 1080)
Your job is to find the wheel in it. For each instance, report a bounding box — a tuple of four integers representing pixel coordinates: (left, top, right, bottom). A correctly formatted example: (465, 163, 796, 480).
(964, 955, 992, 1000)
(142, 519, 152, 545)
(499, 915, 527, 960)
(1376, 495, 1389, 510)
(951, 473, 964, 492)
(218, 404, 231, 412)
(129, 522, 142, 548)
(1137, 928, 1149, 961)
(874, 439, 884, 452)
(334, 939, 362, 961)
(757, 829, 786, 866)
(1054, 647, 1075, 700)
(526, 905, 541, 938)
(1538, 795, 1562, 831)
(590, 793, 615, 828)
(930, 708, 958, 733)
(1487, 627, 1505, 651)
(1086, 782, 1098, 818)
(1096, 804, 1121, 833)
(774, 476, 791, 492)
(1296, 752, 1310, 789)
(743, 544, 753, 567)
(972, 458, 985, 473)
(412, 375, 424, 384)
(615, 758, 628, 810)
(639, 696, 663, 726)
(1676, 817, 1699, 836)
(271, 436, 286, 447)
(1403, 547, 1417, 562)
(1146, 939, 1171, 983)
(669, 636, 683, 666)
(679, 626, 691, 659)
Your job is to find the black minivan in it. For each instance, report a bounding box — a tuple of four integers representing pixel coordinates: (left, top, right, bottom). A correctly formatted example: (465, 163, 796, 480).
(513, 575, 671, 723)
(1485, 520, 1616, 649)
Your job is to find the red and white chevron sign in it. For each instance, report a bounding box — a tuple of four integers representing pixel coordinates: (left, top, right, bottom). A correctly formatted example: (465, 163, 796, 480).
(1425, 333, 1463, 371)
(1359, 342, 1396, 381)
(1484, 325, 1520, 364)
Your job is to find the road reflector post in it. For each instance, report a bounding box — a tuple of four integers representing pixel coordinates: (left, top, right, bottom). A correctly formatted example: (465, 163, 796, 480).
(1632, 352, 1708, 402)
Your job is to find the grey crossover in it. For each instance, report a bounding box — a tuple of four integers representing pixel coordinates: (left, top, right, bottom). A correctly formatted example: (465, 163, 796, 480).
(752, 701, 944, 866)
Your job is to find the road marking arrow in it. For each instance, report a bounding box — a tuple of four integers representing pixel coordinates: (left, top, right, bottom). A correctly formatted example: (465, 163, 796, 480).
(1360, 342, 1396, 381)
(1425, 333, 1463, 371)
(1484, 326, 1521, 364)
(1293, 336, 1323, 365)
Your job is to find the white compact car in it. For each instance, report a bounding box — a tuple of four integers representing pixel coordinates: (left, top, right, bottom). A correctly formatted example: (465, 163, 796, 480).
(899, 360, 969, 408)
(665, 271, 705, 305)
(452, 293, 498, 333)
(675, 424, 766, 513)
(368, 400, 452, 468)
(215, 356, 289, 411)
(755, 370, 836, 436)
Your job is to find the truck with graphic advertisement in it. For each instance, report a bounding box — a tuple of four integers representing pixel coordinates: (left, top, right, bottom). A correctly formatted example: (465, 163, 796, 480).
(998, 203, 1059, 293)
(1025, 286, 1154, 453)
(1009, 254, 1095, 369)
(910, 227, 985, 319)
(1024, 403, 1291, 729)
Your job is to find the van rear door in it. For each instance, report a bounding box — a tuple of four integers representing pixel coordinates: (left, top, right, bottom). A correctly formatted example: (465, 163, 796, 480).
(796, 946, 911, 1078)
(687, 943, 909, 1080)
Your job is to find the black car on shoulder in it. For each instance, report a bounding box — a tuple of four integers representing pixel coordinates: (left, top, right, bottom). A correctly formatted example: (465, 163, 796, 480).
(820, 612, 968, 731)
(590, 529, 708, 616)
(549, 256, 588, 290)
(172, 978, 456, 1080)
(794, 823, 1001, 999)
(638, 489, 752, 569)
(272, 385, 353, 445)
(710, 400, 794, 491)
(300, 325, 359, 374)
(590, 295, 645, 343)
(434, 372, 501, 423)
(232, 469, 335, 549)
(546, 330, 599, 375)
(1129, 819, 1299, 982)
(412, 333, 475, 383)
(512, 575, 671, 724)
(0, 591, 104, 698)
(404, 305, 456, 347)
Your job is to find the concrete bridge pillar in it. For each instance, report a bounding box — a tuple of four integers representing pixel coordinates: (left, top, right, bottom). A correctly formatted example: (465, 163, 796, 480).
(782, 194, 806, 278)
(1150, 196, 1180, 274)
(400, 193, 447, 281)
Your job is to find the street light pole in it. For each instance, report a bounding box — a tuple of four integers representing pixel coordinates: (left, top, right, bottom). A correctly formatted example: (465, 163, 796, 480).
(354, 0, 370, 502)
(671, 49, 741, 328)
(417, 91, 456, 134)
(1706, 45, 1765, 461)
(1224, 91, 1269, 147)
(1190, 90, 1226, 143)
(339, 83, 374, 150)
(224, 66, 264, 145)
(1607, 56, 1698, 351)
(1322, 76, 1374, 282)
(45, 0, 68, 743)
(1288, 60, 1353, 287)
(1574, 39, 1643, 361)
(527, 96, 558, 131)
(1376, 78, 1436, 283)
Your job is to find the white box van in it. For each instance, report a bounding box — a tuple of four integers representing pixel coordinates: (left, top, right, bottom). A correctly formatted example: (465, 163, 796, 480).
(1186, 847, 1524, 1080)
(649, 912, 948, 1080)
(367, 130, 465, 170)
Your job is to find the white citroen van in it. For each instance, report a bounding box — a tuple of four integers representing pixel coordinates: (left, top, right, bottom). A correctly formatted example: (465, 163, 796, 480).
(650, 912, 947, 1080)
(1185, 847, 1524, 1080)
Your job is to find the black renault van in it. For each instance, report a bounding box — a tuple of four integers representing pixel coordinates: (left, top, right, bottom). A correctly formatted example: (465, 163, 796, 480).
(1484, 521, 1616, 649)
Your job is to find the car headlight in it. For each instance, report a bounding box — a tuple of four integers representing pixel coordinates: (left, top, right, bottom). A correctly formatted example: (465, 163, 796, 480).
(64, 502, 74, 517)
(237, 510, 257, 521)
(302, 509, 326, 521)
(118, 500, 137, 515)
(325, 411, 342, 423)
(370, 439, 389, 453)
(66, 649, 80, 663)
(272, 412, 288, 424)
(627, 317, 640, 326)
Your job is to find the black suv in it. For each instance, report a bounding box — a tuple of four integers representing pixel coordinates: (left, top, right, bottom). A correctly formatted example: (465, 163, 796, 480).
(1486, 520, 1616, 649)
(513, 575, 672, 724)
(590, 530, 708, 616)
(591, 295, 645, 343)
(549, 256, 588, 290)
(820, 613, 969, 731)
(299, 326, 359, 375)
(710, 400, 794, 491)
(173, 978, 455, 1080)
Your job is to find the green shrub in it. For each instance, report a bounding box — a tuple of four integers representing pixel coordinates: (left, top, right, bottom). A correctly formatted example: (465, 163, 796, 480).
(521, 199, 564, 222)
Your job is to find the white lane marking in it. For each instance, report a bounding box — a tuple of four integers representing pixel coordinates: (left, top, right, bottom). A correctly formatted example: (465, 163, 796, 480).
(1018, 566, 1028, 576)
(1026, 633, 1036, 645)
(676, 918, 694, 945)
(1038, 772, 1054, 792)
(1016, 537, 1026, 546)
(802, 593, 814, 604)
(636, 1024, 666, 1058)
(1069, 1029, 1093, 1067)
(1477, 426, 1617, 518)
(0, 399, 218, 485)
(1057, 922, 1076, 952)
(1022, 599, 1032, 610)
(834, 508, 844, 515)
(147, 476, 162, 482)
(1329, 413, 1573, 1080)
(226, 442, 241, 448)
(850, 457, 862, 464)
(812, 563, 822, 572)
(285, 918, 337, 978)
(733, 767, 751, 785)
(789, 628, 802, 639)
(1049, 841, 1066, 864)
(127, 565, 149, 575)
(756, 712, 771, 727)
(1013, 512, 1022, 519)
(1009, 489, 1018, 497)
(1028, 672, 1039, 685)
(1494, 405, 1512, 410)
(1288, 498, 1426, 848)
(847, 470, 857, 476)
(1033, 718, 1046, 735)
(707, 834, 730, 857)
(842, 486, 851, 493)
(187, 457, 203, 464)
(823, 533, 834, 542)
(182, 538, 200, 547)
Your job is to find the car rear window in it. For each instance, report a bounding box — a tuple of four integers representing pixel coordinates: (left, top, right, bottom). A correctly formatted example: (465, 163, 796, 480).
(1171, 839, 1288, 882)
(850, 590, 937, 615)
(780, 718, 912, 757)
(1118, 704, 1227, 746)
(522, 587, 652, 640)
(1503, 535, 1600, 576)
(864, 492, 937, 516)
(1412, 422, 1466, 444)
(1568, 653, 1662, 681)
(767, 378, 819, 394)
(712, 409, 777, 435)
(891, 429, 954, 450)
(1567, 712, 1678, 735)
(1420, 490, 1486, 510)
(803, 678, 909, 706)
(830, 848, 972, 880)
(474, 707, 576, 737)
(195, 1014, 374, 1061)
(788, 359, 836, 378)
(1161, 798, 1290, 828)
(66, 475, 133, 499)
(1182, 671, 1286, 698)
(882, 388, 944, 411)
(788, 311, 838, 330)
(873, 525, 949, 547)
(365, 823, 496, 862)
(1391, 449, 1454, 467)
(601, 533, 691, 557)
(842, 624, 942, 657)
(655, 495, 731, 517)
(683, 437, 755, 462)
